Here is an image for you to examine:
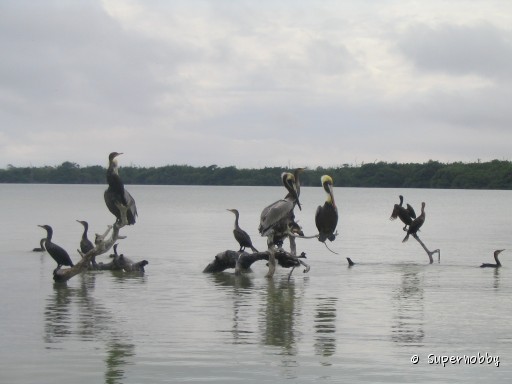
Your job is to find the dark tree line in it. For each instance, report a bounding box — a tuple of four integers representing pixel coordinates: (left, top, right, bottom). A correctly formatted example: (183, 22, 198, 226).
(2, 160, 512, 189)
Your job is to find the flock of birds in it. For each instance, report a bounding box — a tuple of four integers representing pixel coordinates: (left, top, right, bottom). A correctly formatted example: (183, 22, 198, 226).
(33, 153, 505, 275)
(35, 152, 138, 273)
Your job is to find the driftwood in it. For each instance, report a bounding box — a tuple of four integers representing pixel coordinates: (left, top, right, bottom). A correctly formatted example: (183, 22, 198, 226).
(94, 247, 148, 273)
(412, 234, 440, 264)
(203, 249, 310, 278)
(52, 203, 146, 282)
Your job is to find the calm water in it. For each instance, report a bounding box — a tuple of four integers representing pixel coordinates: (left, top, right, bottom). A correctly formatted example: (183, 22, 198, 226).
(1, 184, 511, 383)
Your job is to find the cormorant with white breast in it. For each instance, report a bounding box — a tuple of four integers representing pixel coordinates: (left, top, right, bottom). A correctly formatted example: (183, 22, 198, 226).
(480, 250, 505, 268)
(38, 225, 74, 270)
(259, 172, 301, 277)
(76, 220, 94, 254)
(104, 152, 138, 225)
(227, 209, 258, 253)
(390, 195, 416, 231)
(402, 202, 425, 243)
(315, 175, 338, 242)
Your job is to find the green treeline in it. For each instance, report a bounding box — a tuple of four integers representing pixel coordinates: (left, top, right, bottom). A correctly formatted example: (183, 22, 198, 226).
(1, 160, 512, 189)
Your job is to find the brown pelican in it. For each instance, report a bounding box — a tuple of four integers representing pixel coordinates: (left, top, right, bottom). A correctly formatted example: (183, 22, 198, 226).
(227, 209, 258, 253)
(104, 152, 137, 225)
(315, 175, 338, 242)
(480, 250, 505, 268)
(76, 220, 94, 254)
(38, 225, 74, 270)
(390, 195, 416, 231)
(294, 167, 305, 197)
(259, 172, 301, 277)
(402, 202, 425, 242)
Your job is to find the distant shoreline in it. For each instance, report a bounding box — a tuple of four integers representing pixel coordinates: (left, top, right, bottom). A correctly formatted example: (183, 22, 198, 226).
(2, 160, 512, 189)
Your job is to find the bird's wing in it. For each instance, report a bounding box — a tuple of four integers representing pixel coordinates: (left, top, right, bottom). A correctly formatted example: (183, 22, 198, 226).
(124, 189, 138, 217)
(406, 204, 416, 219)
(259, 198, 294, 236)
(390, 204, 399, 220)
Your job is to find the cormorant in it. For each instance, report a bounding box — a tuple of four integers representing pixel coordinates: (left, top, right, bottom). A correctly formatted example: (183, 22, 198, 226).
(259, 172, 301, 277)
(346, 257, 355, 267)
(104, 152, 138, 225)
(480, 250, 505, 268)
(315, 175, 338, 242)
(390, 195, 416, 231)
(32, 238, 46, 252)
(38, 225, 74, 270)
(227, 209, 258, 253)
(76, 220, 94, 254)
(402, 202, 425, 243)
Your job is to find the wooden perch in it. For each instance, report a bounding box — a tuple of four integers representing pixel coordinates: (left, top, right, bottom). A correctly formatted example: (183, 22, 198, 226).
(412, 233, 440, 264)
(203, 249, 310, 276)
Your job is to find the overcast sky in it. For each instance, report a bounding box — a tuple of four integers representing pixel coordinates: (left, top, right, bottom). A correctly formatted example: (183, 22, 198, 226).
(1, 0, 512, 169)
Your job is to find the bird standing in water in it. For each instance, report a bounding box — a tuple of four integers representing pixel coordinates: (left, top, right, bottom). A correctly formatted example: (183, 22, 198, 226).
(38, 225, 74, 270)
(227, 209, 258, 253)
(402, 202, 425, 243)
(390, 195, 416, 231)
(76, 220, 94, 254)
(315, 175, 338, 243)
(104, 152, 138, 225)
(480, 250, 505, 268)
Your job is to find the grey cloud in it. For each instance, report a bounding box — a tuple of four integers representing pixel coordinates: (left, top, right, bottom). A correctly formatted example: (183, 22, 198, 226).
(398, 23, 512, 79)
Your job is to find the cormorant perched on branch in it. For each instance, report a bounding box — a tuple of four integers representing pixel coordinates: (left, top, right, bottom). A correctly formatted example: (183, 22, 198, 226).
(76, 220, 94, 254)
(480, 250, 505, 268)
(104, 152, 138, 225)
(227, 209, 258, 253)
(390, 195, 416, 231)
(38, 225, 74, 270)
(402, 202, 425, 243)
(315, 175, 338, 242)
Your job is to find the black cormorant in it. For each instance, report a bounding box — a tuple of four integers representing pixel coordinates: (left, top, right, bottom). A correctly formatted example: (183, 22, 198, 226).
(402, 202, 425, 243)
(76, 220, 94, 254)
(315, 175, 338, 242)
(390, 195, 416, 231)
(38, 225, 74, 270)
(104, 152, 138, 225)
(227, 209, 258, 253)
(480, 250, 505, 268)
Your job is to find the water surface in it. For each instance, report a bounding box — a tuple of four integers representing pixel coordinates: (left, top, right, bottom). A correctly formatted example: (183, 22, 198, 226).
(0, 184, 510, 383)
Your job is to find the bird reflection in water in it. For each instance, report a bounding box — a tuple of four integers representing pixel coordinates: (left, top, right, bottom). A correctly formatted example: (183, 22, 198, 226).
(314, 297, 338, 362)
(44, 273, 136, 384)
(391, 267, 425, 346)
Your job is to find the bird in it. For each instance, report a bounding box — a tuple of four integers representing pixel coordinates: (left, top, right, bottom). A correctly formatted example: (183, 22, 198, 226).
(76, 220, 94, 254)
(38, 225, 74, 270)
(402, 202, 425, 242)
(346, 257, 355, 267)
(480, 250, 505, 268)
(259, 172, 301, 277)
(32, 238, 46, 252)
(259, 172, 302, 240)
(315, 175, 338, 242)
(390, 195, 416, 231)
(293, 167, 305, 197)
(104, 152, 138, 225)
(227, 209, 258, 253)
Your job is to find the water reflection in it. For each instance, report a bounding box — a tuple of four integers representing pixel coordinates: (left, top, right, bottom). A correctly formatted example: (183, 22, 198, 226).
(211, 272, 255, 344)
(493, 268, 501, 290)
(391, 267, 425, 346)
(44, 274, 138, 384)
(314, 297, 337, 361)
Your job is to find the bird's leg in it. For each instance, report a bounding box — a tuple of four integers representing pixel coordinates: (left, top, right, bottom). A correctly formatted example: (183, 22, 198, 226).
(115, 202, 129, 226)
(266, 237, 276, 278)
(288, 235, 297, 256)
(411, 234, 440, 264)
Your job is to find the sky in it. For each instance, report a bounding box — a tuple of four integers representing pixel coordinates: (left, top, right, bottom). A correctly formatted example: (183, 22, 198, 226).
(1, 0, 512, 169)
